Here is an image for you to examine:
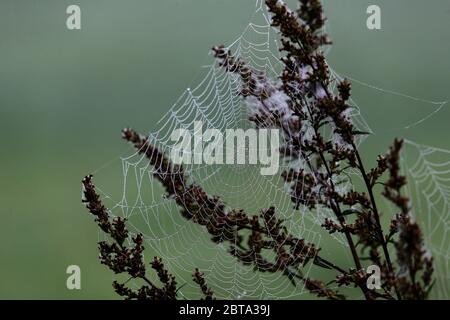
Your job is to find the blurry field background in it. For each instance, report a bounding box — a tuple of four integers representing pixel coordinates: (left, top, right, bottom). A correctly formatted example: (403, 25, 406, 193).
(0, 0, 449, 299)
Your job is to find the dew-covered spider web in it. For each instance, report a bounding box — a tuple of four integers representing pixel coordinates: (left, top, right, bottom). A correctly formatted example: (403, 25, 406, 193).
(91, 0, 450, 299)
(401, 141, 450, 299)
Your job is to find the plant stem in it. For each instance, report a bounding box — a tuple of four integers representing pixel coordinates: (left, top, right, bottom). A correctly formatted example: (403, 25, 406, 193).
(303, 98, 371, 299)
(316, 144, 372, 300)
(239, 224, 347, 274)
(116, 241, 157, 289)
(351, 142, 402, 300)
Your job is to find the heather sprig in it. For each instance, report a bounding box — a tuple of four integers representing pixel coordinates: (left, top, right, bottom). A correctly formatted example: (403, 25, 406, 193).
(82, 174, 214, 300)
(193, 269, 215, 301)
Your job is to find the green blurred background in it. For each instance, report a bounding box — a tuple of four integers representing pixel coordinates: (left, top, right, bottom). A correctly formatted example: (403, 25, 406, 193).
(0, 0, 449, 299)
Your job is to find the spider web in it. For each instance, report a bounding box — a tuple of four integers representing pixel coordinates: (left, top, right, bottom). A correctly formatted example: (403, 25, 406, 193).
(91, 0, 450, 299)
(401, 140, 450, 299)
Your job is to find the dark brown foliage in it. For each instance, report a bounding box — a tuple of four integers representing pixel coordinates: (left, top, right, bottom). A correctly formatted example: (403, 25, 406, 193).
(382, 140, 435, 299)
(193, 269, 215, 300)
(304, 279, 345, 300)
(82, 174, 213, 300)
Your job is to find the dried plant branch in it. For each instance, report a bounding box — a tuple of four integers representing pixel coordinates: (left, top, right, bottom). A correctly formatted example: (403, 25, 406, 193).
(383, 140, 434, 299)
(82, 174, 214, 300)
(211, 0, 433, 299)
(82, 0, 434, 300)
(122, 128, 346, 285)
(193, 269, 215, 301)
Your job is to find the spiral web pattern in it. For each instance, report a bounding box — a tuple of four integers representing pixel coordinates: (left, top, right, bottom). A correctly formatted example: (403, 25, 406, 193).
(92, 1, 450, 299)
(401, 141, 450, 299)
